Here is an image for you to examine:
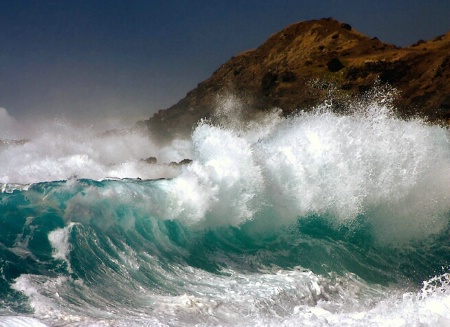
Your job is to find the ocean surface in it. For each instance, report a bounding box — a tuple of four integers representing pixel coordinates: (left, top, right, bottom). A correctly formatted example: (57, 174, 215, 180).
(1, 95, 450, 326)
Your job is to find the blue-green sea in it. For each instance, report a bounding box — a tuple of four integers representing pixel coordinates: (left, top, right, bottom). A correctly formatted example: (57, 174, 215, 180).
(1, 98, 450, 326)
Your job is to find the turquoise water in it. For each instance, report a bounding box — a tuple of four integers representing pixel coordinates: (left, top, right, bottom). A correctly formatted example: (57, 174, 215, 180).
(1, 98, 450, 326)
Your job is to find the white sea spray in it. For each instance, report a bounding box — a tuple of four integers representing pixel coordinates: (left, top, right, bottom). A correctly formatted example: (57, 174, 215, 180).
(2, 94, 450, 326)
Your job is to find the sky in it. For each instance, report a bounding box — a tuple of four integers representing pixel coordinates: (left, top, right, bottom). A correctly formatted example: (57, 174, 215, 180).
(1, 0, 449, 126)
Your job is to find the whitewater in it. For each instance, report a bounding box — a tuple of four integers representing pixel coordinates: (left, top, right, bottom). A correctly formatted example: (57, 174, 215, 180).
(1, 93, 450, 326)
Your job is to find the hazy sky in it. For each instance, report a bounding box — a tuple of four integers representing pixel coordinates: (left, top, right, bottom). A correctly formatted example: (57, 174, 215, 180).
(1, 0, 449, 125)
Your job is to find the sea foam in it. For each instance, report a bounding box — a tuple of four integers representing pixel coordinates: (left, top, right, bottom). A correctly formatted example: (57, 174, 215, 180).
(0, 109, 192, 184)
(147, 98, 450, 242)
(1, 96, 450, 243)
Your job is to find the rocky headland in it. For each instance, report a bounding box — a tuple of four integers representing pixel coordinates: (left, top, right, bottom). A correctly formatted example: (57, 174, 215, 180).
(141, 18, 450, 141)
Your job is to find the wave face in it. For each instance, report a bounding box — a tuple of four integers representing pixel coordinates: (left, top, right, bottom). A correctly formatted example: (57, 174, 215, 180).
(1, 98, 450, 326)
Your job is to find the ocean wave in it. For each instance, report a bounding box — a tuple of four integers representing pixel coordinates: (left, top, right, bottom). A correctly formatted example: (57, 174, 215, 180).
(1, 96, 450, 326)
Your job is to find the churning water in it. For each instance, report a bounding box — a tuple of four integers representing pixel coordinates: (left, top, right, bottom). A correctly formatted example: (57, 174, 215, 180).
(1, 94, 450, 326)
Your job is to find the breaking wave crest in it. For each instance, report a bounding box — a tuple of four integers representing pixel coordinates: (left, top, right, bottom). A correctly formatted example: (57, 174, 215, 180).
(1, 95, 450, 326)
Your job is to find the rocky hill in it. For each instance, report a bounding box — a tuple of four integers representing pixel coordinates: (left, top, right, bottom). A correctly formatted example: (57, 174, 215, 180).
(142, 18, 450, 140)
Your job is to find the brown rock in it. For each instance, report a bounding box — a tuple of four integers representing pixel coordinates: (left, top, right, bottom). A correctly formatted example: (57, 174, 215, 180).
(142, 18, 450, 141)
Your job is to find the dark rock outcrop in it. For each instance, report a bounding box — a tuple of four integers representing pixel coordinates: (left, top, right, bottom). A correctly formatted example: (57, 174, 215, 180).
(141, 157, 157, 164)
(169, 159, 193, 167)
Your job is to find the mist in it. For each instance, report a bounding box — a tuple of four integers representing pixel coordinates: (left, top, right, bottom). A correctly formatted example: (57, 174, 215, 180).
(0, 107, 193, 184)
